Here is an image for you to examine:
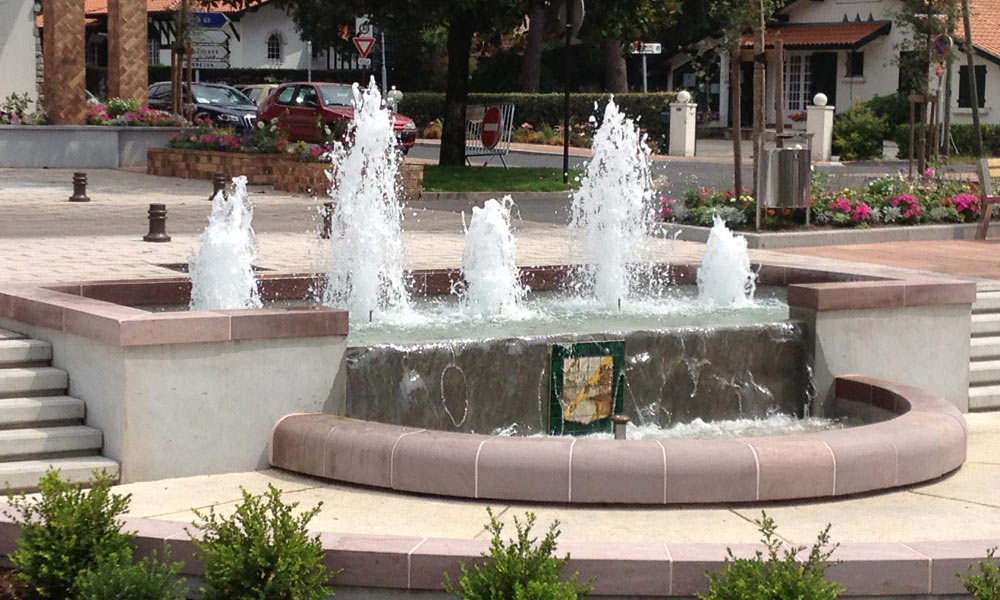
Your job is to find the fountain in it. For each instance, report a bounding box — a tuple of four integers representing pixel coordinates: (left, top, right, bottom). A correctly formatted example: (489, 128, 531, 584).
(322, 77, 410, 320)
(458, 195, 528, 317)
(568, 97, 654, 307)
(697, 216, 757, 305)
(188, 175, 262, 310)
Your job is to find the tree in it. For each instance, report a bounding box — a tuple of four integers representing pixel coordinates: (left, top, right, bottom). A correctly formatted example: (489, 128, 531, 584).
(581, 0, 679, 93)
(519, 1, 547, 92)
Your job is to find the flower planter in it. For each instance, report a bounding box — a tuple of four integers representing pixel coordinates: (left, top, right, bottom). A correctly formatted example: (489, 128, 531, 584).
(0, 125, 187, 168)
(150, 147, 425, 199)
(146, 147, 279, 184)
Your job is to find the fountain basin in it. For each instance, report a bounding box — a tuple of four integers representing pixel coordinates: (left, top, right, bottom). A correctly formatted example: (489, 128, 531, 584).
(0, 263, 975, 484)
(270, 375, 966, 504)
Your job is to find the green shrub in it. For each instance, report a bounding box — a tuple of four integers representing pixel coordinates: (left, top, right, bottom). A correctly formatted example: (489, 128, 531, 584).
(833, 101, 887, 160)
(895, 123, 1000, 157)
(443, 508, 593, 600)
(192, 483, 332, 600)
(105, 97, 141, 117)
(6, 469, 133, 599)
(699, 512, 843, 600)
(958, 546, 1000, 600)
(864, 93, 910, 130)
(75, 547, 187, 600)
(398, 92, 676, 150)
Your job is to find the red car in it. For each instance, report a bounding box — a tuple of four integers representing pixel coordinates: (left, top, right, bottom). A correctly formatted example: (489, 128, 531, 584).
(257, 82, 417, 152)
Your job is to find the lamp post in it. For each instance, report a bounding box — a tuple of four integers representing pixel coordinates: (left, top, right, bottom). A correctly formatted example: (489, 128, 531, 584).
(386, 86, 403, 112)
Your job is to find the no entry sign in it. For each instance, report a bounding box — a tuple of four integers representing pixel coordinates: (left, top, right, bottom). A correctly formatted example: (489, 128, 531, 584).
(481, 106, 502, 149)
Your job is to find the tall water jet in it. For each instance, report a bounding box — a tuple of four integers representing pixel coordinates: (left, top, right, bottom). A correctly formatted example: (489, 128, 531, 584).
(323, 76, 410, 319)
(569, 97, 654, 307)
(697, 216, 756, 305)
(188, 175, 262, 310)
(459, 196, 527, 317)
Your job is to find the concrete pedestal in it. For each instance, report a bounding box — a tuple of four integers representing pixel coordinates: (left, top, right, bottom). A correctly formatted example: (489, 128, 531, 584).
(807, 105, 835, 162)
(668, 102, 697, 157)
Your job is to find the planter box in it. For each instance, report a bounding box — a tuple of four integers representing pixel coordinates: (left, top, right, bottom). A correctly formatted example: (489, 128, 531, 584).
(153, 147, 425, 198)
(147, 147, 278, 184)
(0, 125, 187, 168)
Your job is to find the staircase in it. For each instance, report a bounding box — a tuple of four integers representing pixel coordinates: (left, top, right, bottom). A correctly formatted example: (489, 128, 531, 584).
(0, 327, 118, 490)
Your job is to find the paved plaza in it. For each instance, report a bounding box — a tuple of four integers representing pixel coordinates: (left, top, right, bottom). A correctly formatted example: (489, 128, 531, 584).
(2, 163, 1000, 574)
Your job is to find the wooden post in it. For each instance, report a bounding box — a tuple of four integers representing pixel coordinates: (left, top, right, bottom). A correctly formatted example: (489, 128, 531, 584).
(965, 0, 989, 237)
(774, 39, 784, 142)
(918, 95, 927, 176)
(908, 97, 916, 179)
(731, 42, 743, 199)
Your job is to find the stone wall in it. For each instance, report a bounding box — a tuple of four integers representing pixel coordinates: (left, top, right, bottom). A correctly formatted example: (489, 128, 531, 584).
(149, 148, 424, 198)
(146, 148, 279, 184)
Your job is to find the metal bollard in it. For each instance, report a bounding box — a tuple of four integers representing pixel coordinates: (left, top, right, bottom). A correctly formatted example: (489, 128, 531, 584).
(320, 201, 335, 239)
(143, 203, 171, 242)
(68, 172, 90, 202)
(612, 414, 630, 440)
(209, 172, 226, 201)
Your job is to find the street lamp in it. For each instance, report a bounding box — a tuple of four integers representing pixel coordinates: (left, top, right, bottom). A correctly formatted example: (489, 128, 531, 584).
(386, 86, 403, 112)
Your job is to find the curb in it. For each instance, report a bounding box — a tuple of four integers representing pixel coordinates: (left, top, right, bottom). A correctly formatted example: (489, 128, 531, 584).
(656, 222, 981, 249)
(416, 191, 572, 203)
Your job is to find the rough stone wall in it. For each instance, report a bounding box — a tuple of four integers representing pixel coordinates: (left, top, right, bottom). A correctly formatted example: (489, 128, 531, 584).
(42, 0, 86, 124)
(107, 0, 148, 103)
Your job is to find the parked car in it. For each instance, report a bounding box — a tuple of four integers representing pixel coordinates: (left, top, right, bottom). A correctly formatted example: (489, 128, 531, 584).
(147, 82, 258, 134)
(257, 82, 417, 152)
(238, 83, 280, 107)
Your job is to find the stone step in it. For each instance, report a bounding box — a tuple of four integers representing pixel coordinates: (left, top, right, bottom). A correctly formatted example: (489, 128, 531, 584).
(0, 396, 85, 429)
(971, 336, 1000, 360)
(972, 313, 1000, 336)
(0, 339, 52, 367)
(970, 360, 1000, 385)
(973, 291, 1000, 313)
(969, 384, 1000, 411)
(0, 426, 102, 460)
(0, 329, 25, 340)
(0, 367, 67, 398)
(0, 456, 119, 491)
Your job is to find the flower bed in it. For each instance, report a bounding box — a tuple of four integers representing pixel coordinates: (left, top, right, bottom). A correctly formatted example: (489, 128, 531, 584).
(660, 173, 979, 230)
(147, 147, 279, 184)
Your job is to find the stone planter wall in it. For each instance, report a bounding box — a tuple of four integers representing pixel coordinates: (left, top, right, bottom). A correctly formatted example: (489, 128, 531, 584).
(153, 147, 426, 199)
(0, 125, 185, 168)
(146, 147, 278, 184)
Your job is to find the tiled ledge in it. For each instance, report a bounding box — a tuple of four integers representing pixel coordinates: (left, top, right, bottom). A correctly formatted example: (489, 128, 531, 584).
(0, 503, 991, 596)
(786, 279, 977, 311)
(0, 275, 347, 347)
(269, 376, 967, 505)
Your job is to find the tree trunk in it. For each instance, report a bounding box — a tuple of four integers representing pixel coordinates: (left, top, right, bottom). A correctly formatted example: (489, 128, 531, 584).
(520, 2, 545, 93)
(440, 13, 476, 166)
(602, 38, 628, 93)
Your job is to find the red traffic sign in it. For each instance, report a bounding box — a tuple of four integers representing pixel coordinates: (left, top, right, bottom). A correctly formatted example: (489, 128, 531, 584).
(353, 36, 376, 59)
(936, 63, 946, 79)
(933, 34, 952, 58)
(481, 106, 502, 149)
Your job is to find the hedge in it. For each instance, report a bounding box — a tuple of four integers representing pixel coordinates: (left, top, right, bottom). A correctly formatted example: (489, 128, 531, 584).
(894, 123, 1000, 158)
(399, 92, 678, 145)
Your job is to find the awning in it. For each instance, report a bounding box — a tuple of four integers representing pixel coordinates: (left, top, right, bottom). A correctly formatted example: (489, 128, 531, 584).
(741, 21, 892, 51)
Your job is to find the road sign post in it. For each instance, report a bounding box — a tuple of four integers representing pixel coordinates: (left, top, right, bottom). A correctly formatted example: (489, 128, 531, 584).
(630, 42, 662, 93)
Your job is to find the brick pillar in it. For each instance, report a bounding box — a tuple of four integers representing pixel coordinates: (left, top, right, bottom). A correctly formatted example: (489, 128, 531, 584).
(107, 0, 148, 103)
(42, 0, 86, 124)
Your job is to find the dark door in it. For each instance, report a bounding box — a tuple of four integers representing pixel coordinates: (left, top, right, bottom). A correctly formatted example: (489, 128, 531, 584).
(810, 52, 837, 107)
(728, 61, 755, 127)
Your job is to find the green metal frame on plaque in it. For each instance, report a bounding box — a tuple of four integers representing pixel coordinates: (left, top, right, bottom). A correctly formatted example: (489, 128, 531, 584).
(549, 341, 625, 435)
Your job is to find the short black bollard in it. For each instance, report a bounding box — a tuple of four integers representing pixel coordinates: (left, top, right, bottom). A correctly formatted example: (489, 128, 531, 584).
(320, 201, 335, 239)
(143, 203, 171, 242)
(209, 172, 226, 201)
(68, 172, 90, 202)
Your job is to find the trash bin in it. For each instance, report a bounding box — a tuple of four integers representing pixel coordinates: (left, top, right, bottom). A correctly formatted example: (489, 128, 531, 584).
(762, 147, 810, 208)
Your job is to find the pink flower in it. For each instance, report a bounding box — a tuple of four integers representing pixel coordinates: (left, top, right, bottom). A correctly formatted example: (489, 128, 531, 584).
(831, 197, 851, 212)
(852, 201, 871, 222)
(952, 193, 981, 214)
(924, 167, 936, 179)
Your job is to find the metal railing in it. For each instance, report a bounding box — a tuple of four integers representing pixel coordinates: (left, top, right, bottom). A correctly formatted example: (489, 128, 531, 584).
(464, 104, 515, 168)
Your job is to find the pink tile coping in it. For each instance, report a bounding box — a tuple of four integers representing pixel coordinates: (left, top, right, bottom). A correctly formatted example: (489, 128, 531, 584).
(0, 263, 974, 347)
(0, 504, 992, 597)
(269, 375, 967, 505)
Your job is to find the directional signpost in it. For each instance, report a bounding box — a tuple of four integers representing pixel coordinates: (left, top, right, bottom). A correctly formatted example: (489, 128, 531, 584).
(191, 12, 231, 70)
(630, 41, 662, 93)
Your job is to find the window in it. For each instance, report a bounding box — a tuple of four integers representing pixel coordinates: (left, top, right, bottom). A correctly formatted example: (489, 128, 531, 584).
(847, 51, 864, 78)
(959, 65, 987, 108)
(148, 35, 160, 65)
(784, 54, 812, 111)
(293, 85, 318, 107)
(275, 85, 296, 105)
(266, 32, 282, 61)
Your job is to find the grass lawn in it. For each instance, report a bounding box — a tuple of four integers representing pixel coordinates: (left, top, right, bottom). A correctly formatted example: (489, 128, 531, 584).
(422, 165, 581, 193)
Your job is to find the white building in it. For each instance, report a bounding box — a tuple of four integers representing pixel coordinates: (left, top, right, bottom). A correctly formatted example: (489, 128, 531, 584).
(0, 0, 41, 112)
(668, 0, 1000, 127)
